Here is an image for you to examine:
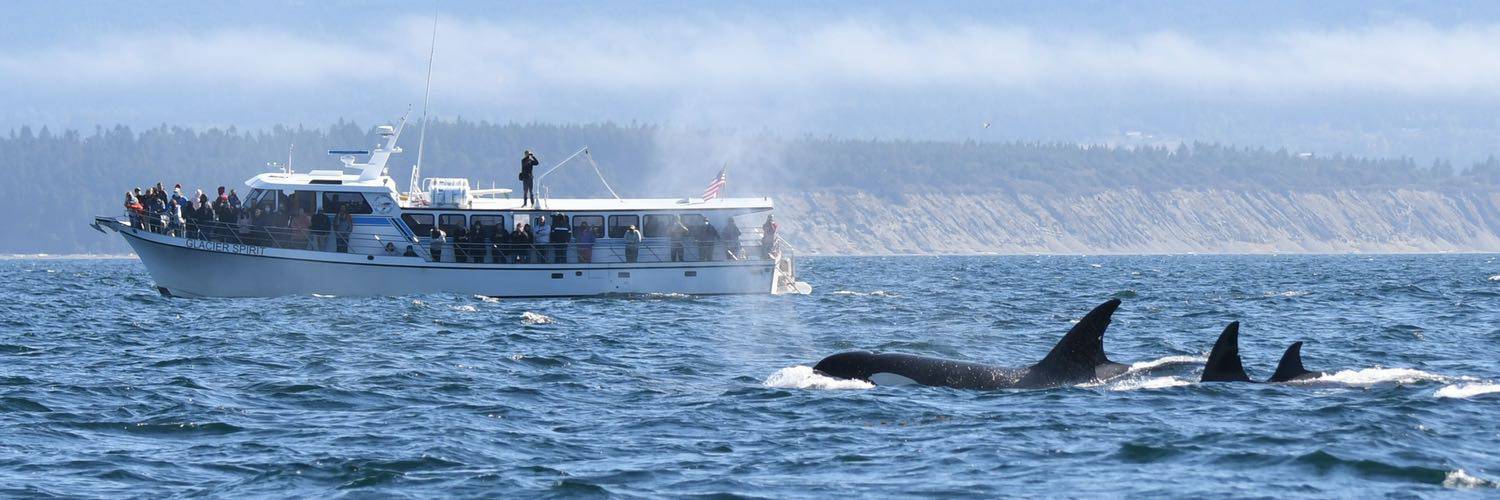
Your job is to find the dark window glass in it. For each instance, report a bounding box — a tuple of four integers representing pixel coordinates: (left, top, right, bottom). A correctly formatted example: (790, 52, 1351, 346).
(572, 215, 603, 238)
(643, 214, 673, 238)
(439, 214, 467, 233)
(322, 191, 372, 214)
(608, 215, 639, 238)
(287, 191, 317, 215)
(680, 214, 705, 229)
(401, 213, 434, 236)
(471, 215, 504, 233)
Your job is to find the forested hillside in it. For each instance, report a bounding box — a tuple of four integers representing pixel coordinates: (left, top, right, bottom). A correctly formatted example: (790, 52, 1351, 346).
(5, 120, 1500, 254)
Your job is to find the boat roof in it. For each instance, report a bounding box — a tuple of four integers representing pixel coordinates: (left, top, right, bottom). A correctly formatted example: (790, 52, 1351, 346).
(458, 196, 773, 212)
(245, 172, 772, 212)
(246, 171, 398, 193)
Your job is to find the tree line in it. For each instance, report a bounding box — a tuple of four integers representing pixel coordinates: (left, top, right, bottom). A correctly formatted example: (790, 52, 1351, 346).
(3, 119, 1497, 253)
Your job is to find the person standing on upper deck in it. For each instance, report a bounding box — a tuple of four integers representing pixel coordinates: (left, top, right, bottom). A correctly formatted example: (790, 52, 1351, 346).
(520, 150, 539, 207)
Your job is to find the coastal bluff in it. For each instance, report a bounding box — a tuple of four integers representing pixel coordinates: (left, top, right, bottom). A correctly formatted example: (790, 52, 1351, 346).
(774, 189, 1500, 254)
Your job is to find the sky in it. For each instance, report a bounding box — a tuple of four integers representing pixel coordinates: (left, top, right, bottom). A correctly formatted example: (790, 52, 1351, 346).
(6, 0, 1500, 163)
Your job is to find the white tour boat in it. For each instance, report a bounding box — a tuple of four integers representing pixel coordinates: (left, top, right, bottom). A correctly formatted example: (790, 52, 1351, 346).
(93, 121, 811, 298)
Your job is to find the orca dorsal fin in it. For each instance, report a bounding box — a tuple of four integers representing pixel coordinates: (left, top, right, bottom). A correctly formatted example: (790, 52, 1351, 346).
(1268, 341, 1312, 383)
(1201, 321, 1252, 382)
(1029, 299, 1121, 380)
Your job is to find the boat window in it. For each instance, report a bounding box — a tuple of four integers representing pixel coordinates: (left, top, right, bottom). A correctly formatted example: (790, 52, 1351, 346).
(608, 215, 639, 238)
(322, 191, 372, 214)
(471, 215, 504, 232)
(401, 213, 434, 236)
(247, 188, 278, 212)
(287, 191, 317, 215)
(439, 214, 467, 233)
(680, 214, 705, 230)
(643, 214, 673, 238)
(573, 215, 604, 238)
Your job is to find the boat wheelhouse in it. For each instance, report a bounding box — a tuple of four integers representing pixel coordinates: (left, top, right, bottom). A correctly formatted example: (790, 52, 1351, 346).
(94, 123, 809, 298)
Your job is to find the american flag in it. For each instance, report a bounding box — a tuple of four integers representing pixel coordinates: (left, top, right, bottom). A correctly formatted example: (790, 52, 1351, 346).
(702, 168, 727, 201)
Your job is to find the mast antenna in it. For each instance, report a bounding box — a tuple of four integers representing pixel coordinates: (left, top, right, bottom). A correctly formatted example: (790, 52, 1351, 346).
(411, 6, 438, 197)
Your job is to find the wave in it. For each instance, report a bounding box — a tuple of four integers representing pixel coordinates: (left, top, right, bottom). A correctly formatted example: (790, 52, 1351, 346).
(763, 365, 873, 390)
(831, 290, 899, 297)
(0, 253, 136, 260)
(1435, 383, 1500, 399)
(450, 305, 478, 313)
(1262, 290, 1309, 297)
(1489, 275, 1500, 282)
(521, 312, 553, 325)
(474, 295, 501, 303)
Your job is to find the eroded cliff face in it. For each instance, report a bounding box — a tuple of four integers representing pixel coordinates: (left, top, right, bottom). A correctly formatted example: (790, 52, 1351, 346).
(772, 189, 1500, 254)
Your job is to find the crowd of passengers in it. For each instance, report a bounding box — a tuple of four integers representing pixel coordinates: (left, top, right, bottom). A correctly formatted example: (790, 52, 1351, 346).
(123, 182, 783, 263)
(123, 182, 358, 251)
(426, 213, 779, 264)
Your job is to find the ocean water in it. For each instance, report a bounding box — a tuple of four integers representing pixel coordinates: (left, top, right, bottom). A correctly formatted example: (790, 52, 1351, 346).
(2, 255, 1499, 497)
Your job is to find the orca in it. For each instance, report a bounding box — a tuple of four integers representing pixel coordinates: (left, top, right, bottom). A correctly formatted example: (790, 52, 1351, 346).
(1200, 322, 1325, 383)
(1267, 341, 1325, 382)
(812, 299, 1129, 390)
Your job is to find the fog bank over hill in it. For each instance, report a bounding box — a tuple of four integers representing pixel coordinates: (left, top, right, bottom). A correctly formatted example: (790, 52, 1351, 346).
(9, 2, 1500, 164)
(4, 120, 1499, 255)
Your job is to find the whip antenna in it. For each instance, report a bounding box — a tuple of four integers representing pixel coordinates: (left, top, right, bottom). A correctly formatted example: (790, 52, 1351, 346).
(411, 6, 438, 197)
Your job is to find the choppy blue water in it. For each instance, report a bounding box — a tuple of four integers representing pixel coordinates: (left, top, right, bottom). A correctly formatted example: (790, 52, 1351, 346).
(2, 255, 1499, 497)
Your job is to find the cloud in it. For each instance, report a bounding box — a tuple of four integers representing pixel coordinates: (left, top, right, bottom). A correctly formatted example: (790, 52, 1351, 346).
(6, 16, 1500, 98)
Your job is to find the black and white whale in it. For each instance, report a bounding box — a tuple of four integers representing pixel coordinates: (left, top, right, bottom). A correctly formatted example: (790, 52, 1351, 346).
(812, 299, 1129, 390)
(1200, 322, 1325, 383)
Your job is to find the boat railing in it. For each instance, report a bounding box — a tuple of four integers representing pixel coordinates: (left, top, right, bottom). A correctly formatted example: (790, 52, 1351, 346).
(117, 210, 789, 265)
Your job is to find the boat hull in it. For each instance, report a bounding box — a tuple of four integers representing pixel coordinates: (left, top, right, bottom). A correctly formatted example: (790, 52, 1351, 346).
(107, 220, 783, 298)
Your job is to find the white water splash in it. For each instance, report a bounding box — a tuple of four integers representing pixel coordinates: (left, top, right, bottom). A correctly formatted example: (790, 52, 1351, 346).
(474, 295, 500, 303)
(1127, 355, 1205, 373)
(1444, 469, 1499, 489)
(1305, 367, 1451, 386)
(1488, 275, 1500, 282)
(521, 312, 553, 325)
(1093, 376, 1194, 391)
(1262, 290, 1309, 297)
(1089, 263, 1103, 268)
(1435, 383, 1500, 399)
(451, 305, 478, 313)
(764, 365, 873, 390)
(311, 293, 336, 298)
